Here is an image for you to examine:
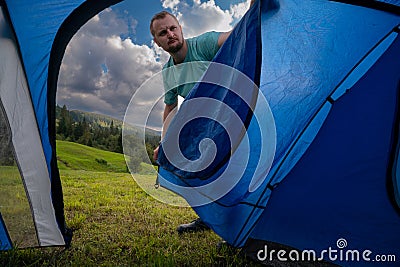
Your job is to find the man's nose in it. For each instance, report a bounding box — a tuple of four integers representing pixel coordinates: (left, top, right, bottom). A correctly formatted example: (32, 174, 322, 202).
(167, 30, 174, 38)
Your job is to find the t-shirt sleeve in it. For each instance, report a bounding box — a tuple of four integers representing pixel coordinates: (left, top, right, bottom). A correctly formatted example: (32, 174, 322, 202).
(164, 89, 178, 105)
(195, 31, 220, 61)
(162, 62, 178, 105)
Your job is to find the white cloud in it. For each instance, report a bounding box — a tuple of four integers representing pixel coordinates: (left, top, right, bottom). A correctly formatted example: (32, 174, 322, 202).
(179, 0, 232, 37)
(160, 0, 251, 38)
(161, 0, 180, 10)
(57, 1, 250, 127)
(58, 8, 163, 121)
(230, 0, 252, 20)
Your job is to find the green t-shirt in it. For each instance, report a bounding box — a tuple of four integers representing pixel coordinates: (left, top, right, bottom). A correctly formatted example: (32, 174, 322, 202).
(162, 31, 220, 105)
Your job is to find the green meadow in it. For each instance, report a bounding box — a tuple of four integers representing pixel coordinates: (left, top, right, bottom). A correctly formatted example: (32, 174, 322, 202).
(0, 141, 260, 266)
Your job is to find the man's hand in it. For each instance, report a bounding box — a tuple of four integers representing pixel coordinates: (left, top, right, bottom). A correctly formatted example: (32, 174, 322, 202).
(153, 145, 160, 161)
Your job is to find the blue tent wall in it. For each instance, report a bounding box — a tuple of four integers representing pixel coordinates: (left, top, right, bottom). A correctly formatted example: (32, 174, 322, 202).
(1, 0, 122, 248)
(242, 0, 400, 258)
(161, 1, 400, 255)
(157, 0, 267, 245)
(250, 33, 400, 266)
(158, 0, 262, 181)
(0, 213, 12, 250)
(224, 0, 400, 247)
(334, 0, 400, 14)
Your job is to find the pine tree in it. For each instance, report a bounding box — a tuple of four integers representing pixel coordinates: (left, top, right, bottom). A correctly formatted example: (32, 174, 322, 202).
(57, 104, 73, 139)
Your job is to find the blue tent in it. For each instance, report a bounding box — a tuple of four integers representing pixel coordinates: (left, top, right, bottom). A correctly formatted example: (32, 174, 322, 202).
(157, 0, 400, 266)
(0, 0, 121, 250)
(1, 0, 399, 266)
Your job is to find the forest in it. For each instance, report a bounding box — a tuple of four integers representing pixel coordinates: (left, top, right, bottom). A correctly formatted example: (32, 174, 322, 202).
(56, 104, 124, 153)
(0, 105, 160, 169)
(56, 105, 160, 169)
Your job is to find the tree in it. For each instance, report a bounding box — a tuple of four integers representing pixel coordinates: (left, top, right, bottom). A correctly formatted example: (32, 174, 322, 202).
(57, 105, 73, 139)
(78, 117, 92, 145)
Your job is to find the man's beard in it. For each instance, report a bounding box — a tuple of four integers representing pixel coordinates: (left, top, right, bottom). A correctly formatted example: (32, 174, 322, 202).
(166, 39, 184, 53)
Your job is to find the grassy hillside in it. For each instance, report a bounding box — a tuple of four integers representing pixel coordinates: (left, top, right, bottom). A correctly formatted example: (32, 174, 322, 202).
(0, 141, 261, 266)
(56, 140, 128, 173)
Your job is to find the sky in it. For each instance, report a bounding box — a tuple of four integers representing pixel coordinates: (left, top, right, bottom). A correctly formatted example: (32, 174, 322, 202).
(56, 0, 252, 129)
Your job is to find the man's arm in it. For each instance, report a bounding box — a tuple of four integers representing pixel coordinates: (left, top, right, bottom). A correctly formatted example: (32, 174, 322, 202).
(153, 102, 178, 161)
(217, 31, 232, 47)
(162, 102, 178, 139)
(217, 0, 256, 47)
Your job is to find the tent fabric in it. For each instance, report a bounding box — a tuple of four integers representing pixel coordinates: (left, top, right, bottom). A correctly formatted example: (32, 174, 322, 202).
(1, 0, 123, 249)
(3, 0, 122, 176)
(158, 0, 274, 241)
(251, 34, 400, 265)
(333, 0, 400, 14)
(158, 0, 262, 180)
(3, 0, 122, 240)
(158, 0, 400, 265)
(0, 214, 12, 250)
(0, 7, 64, 248)
(391, 111, 400, 212)
(258, 0, 399, 189)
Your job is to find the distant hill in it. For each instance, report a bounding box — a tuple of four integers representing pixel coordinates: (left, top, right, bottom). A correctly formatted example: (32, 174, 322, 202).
(56, 105, 161, 137)
(56, 140, 128, 173)
(69, 109, 123, 128)
(56, 140, 155, 174)
(56, 105, 160, 165)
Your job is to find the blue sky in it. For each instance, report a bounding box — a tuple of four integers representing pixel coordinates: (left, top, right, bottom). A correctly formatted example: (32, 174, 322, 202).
(112, 0, 163, 45)
(57, 0, 251, 128)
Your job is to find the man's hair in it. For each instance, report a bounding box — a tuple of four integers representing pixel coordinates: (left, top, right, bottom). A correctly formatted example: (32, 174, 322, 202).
(150, 11, 179, 37)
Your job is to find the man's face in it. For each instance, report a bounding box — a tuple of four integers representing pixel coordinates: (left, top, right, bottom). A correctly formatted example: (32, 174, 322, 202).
(152, 15, 184, 54)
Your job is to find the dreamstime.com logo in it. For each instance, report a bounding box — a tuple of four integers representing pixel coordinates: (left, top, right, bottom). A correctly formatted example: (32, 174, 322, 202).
(122, 61, 276, 207)
(257, 238, 397, 264)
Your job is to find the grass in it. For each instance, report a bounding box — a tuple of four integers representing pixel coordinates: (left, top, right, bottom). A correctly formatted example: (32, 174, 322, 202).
(56, 140, 128, 173)
(0, 141, 261, 266)
(0, 166, 37, 248)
